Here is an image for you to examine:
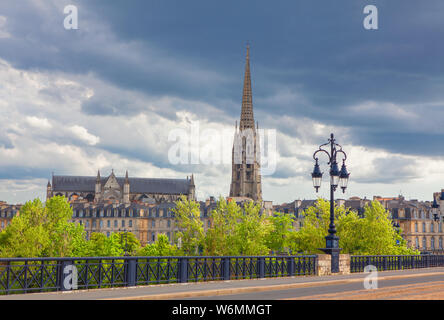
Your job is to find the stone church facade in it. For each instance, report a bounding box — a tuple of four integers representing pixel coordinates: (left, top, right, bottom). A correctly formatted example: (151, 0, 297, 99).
(229, 45, 262, 201)
(47, 170, 196, 204)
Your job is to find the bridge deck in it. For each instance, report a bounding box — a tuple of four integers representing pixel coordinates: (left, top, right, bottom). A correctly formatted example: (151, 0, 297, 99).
(1, 267, 443, 300)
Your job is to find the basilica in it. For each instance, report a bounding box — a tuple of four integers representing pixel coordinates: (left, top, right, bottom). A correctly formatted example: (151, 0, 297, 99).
(46, 170, 196, 204)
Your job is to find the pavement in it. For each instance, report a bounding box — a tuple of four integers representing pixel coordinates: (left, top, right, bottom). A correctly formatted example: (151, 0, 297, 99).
(0, 267, 443, 300)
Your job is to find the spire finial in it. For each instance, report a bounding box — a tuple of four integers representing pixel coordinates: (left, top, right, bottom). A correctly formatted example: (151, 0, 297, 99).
(246, 41, 250, 60)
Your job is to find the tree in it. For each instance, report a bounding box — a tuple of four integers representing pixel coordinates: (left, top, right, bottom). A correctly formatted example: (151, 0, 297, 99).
(138, 234, 178, 256)
(78, 232, 141, 257)
(291, 199, 419, 255)
(336, 201, 418, 255)
(0, 196, 85, 258)
(265, 211, 295, 253)
(173, 196, 204, 255)
(230, 201, 272, 256)
(204, 197, 242, 256)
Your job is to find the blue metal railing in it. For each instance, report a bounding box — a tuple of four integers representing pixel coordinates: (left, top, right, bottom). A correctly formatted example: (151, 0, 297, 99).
(350, 254, 444, 273)
(0, 255, 317, 295)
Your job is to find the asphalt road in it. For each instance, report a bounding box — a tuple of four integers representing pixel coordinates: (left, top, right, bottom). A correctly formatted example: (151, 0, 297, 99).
(1, 267, 443, 300)
(186, 273, 444, 300)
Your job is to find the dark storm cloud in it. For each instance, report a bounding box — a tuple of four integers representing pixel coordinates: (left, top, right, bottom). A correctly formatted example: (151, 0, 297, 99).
(0, 166, 50, 180)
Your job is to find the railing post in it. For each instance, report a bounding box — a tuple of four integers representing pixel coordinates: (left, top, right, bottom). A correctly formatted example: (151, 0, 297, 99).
(5, 261, 10, 294)
(426, 255, 430, 268)
(259, 257, 265, 278)
(398, 256, 402, 270)
(179, 257, 188, 283)
(223, 257, 230, 280)
(126, 258, 137, 287)
(288, 257, 295, 276)
(383, 256, 387, 271)
(59, 259, 75, 291)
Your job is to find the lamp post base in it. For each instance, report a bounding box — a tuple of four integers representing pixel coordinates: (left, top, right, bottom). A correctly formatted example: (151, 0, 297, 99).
(319, 235, 342, 273)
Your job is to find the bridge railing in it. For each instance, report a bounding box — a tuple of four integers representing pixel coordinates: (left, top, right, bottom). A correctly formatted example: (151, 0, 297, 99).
(350, 254, 444, 273)
(0, 255, 317, 295)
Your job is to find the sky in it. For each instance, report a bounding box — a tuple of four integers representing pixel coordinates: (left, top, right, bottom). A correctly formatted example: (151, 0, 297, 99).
(1, 0, 444, 204)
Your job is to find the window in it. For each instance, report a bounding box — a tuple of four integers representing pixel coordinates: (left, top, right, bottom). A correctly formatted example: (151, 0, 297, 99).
(415, 237, 419, 249)
(100, 209, 104, 217)
(1, 221, 4, 229)
(431, 223, 434, 233)
(92, 221, 96, 228)
(415, 222, 418, 233)
(152, 233, 155, 242)
(439, 237, 443, 250)
(129, 220, 132, 228)
(431, 237, 435, 249)
(86, 220, 90, 228)
(422, 237, 427, 250)
(423, 222, 426, 233)
(439, 223, 442, 233)
(99, 220, 103, 228)
(122, 220, 125, 228)
(114, 220, 118, 228)
(107, 220, 110, 228)
(167, 220, 171, 228)
(152, 220, 155, 228)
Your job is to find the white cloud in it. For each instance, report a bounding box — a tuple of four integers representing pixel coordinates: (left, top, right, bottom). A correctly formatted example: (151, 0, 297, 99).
(68, 125, 100, 146)
(25, 116, 52, 130)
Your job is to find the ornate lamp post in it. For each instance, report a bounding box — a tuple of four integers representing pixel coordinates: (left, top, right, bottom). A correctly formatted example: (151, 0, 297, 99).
(311, 133, 349, 273)
(432, 198, 440, 222)
(119, 228, 129, 256)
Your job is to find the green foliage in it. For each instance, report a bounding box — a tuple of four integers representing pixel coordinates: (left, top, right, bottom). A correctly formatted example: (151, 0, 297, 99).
(292, 199, 419, 255)
(137, 234, 178, 256)
(204, 197, 242, 256)
(0, 195, 418, 258)
(336, 201, 419, 255)
(175, 197, 272, 256)
(265, 211, 295, 252)
(0, 196, 85, 258)
(78, 232, 141, 257)
(233, 201, 272, 255)
(173, 196, 204, 255)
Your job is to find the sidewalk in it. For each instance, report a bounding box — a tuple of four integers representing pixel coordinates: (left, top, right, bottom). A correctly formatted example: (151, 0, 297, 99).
(1, 267, 443, 300)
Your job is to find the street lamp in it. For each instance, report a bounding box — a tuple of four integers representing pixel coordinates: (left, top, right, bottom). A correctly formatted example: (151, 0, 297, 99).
(119, 228, 129, 256)
(311, 133, 349, 273)
(432, 198, 440, 222)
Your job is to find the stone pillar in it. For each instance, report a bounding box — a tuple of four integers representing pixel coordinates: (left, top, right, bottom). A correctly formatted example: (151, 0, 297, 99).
(316, 254, 350, 276)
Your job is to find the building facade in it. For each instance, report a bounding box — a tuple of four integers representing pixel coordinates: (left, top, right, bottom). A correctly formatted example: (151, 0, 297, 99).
(229, 45, 262, 202)
(47, 170, 195, 204)
(70, 199, 215, 246)
(375, 195, 444, 254)
(0, 201, 21, 232)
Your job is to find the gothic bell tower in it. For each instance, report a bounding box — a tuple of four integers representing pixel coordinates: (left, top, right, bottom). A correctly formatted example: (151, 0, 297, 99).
(229, 45, 262, 201)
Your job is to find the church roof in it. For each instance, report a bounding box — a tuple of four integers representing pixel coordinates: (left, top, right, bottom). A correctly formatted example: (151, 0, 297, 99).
(52, 175, 191, 194)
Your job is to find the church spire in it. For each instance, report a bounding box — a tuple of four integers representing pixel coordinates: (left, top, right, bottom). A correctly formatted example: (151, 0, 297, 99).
(240, 44, 255, 130)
